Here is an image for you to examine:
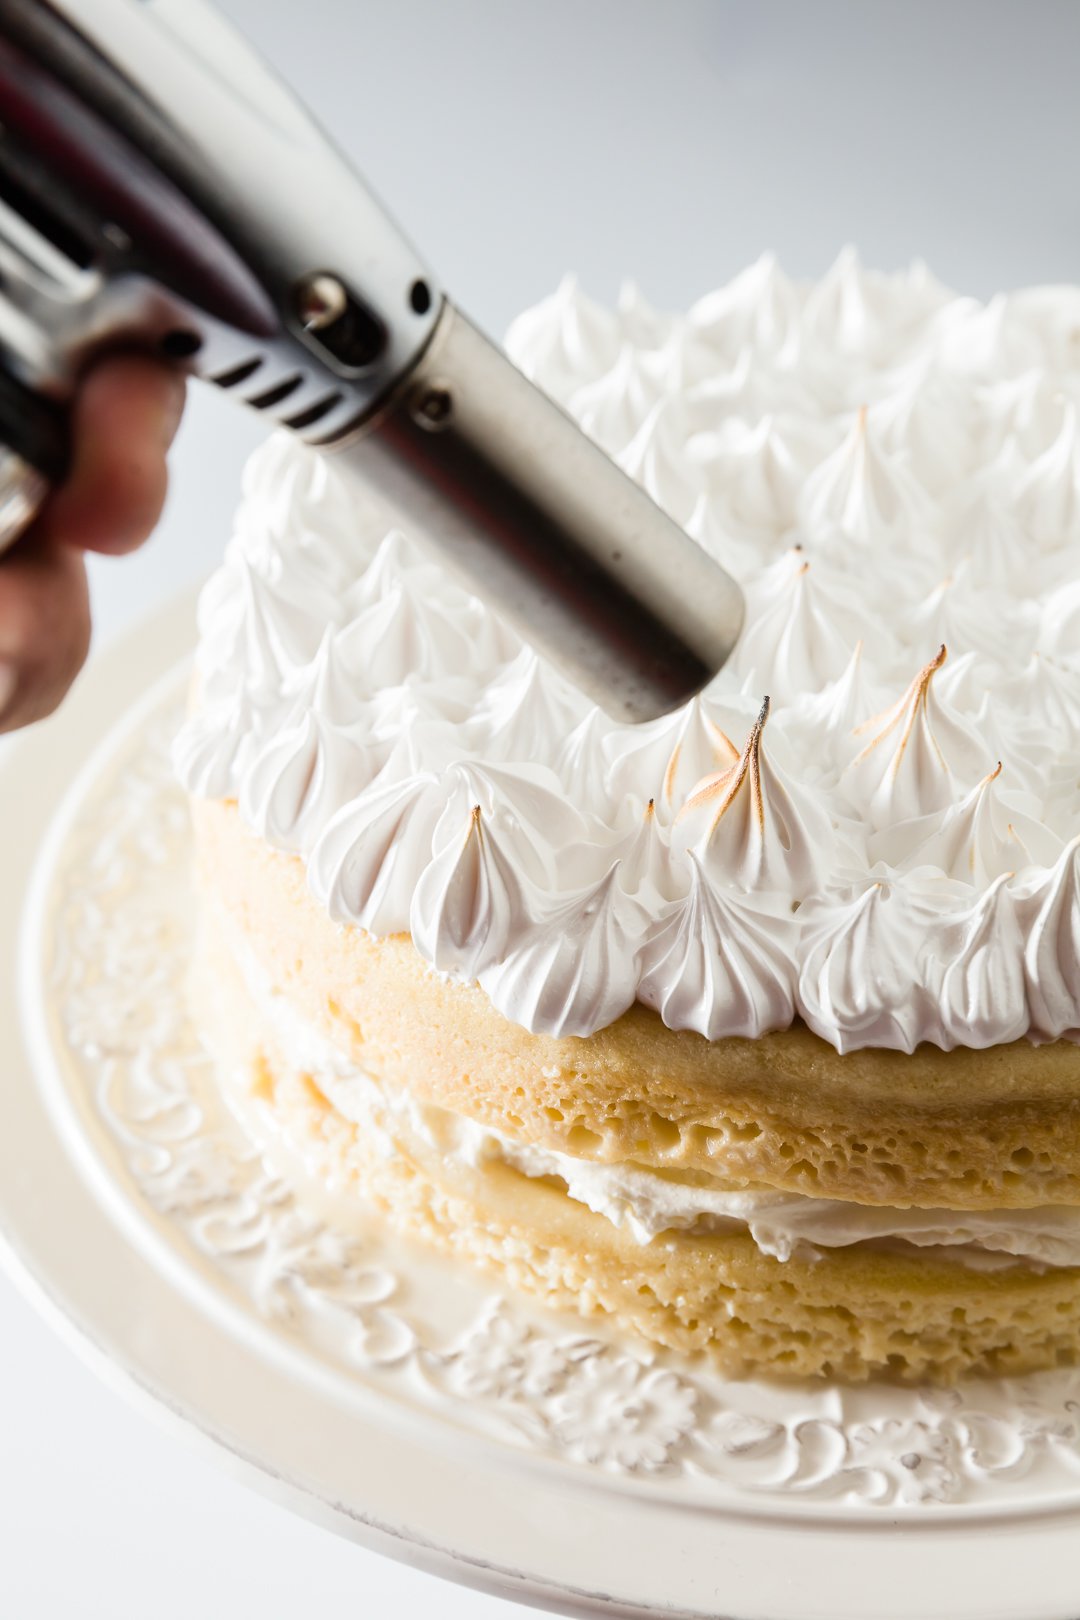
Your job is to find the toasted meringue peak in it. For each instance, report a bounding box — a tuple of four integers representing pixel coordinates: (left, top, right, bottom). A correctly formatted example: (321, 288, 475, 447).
(673, 697, 836, 894)
(177, 260, 1080, 1053)
(870, 762, 1063, 883)
(843, 646, 985, 827)
(652, 695, 741, 817)
(676, 693, 772, 827)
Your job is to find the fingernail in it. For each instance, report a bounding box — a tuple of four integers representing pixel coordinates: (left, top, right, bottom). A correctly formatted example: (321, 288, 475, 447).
(0, 660, 18, 721)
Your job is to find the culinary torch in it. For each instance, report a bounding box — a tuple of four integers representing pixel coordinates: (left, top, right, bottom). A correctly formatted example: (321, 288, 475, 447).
(0, 0, 744, 721)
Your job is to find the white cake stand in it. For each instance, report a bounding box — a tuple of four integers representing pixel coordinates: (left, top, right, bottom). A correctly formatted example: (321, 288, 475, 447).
(4, 593, 1080, 1620)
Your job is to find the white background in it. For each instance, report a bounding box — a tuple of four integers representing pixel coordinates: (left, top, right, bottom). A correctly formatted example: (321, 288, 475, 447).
(4, 2, 1080, 1614)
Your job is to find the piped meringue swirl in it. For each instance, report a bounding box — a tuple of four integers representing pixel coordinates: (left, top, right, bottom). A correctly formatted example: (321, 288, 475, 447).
(177, 253, 1080, 1052)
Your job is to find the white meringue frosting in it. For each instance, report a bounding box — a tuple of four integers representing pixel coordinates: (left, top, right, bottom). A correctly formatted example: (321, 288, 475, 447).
(177, 253, 1080, 1053)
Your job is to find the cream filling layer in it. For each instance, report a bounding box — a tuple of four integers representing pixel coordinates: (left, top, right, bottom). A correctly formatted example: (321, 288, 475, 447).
(224, 921, 1080, 1272)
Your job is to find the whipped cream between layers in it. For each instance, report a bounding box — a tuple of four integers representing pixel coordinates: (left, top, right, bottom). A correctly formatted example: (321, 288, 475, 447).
(177, 251, 1080, 1053)
(222, 919, 1080, 1273)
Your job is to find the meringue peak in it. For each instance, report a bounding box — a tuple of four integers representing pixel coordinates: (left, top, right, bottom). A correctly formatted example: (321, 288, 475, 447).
(799, 402, 927, 542)
(732, 548, 862, 701)
(844, 645, 984, 827)
(638, 854, 797, 1039)
(853, 643, 948, 759)
(613, 797, 682, 907)
(658, 696, 740, 813)
(679, 694, 772, 838)
(673, 696, 835, 895)
(503, 273, 620, 400)
(478, 861, 647, 1037)
(794, 640, 885, 778)
(870, 759, 1062, 883)
(410, 801, 527, 980)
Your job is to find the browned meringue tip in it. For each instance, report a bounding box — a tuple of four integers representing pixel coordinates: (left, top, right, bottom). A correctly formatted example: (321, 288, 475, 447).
(717, 728, 740, 763)
(661, 715, 740, 806)
(662, 745, 682, 806)
(853, 643, 948, 748)
(678, 766, 743, 831)
(677, 694, 772, 833)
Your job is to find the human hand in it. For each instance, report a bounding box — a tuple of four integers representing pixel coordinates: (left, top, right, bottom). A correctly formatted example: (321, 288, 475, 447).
(0, 354, 186, 735)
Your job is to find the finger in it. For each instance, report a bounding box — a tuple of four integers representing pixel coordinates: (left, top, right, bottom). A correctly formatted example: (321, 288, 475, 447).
(37, 354, 186, 557)
(0, 531, 90, 733)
